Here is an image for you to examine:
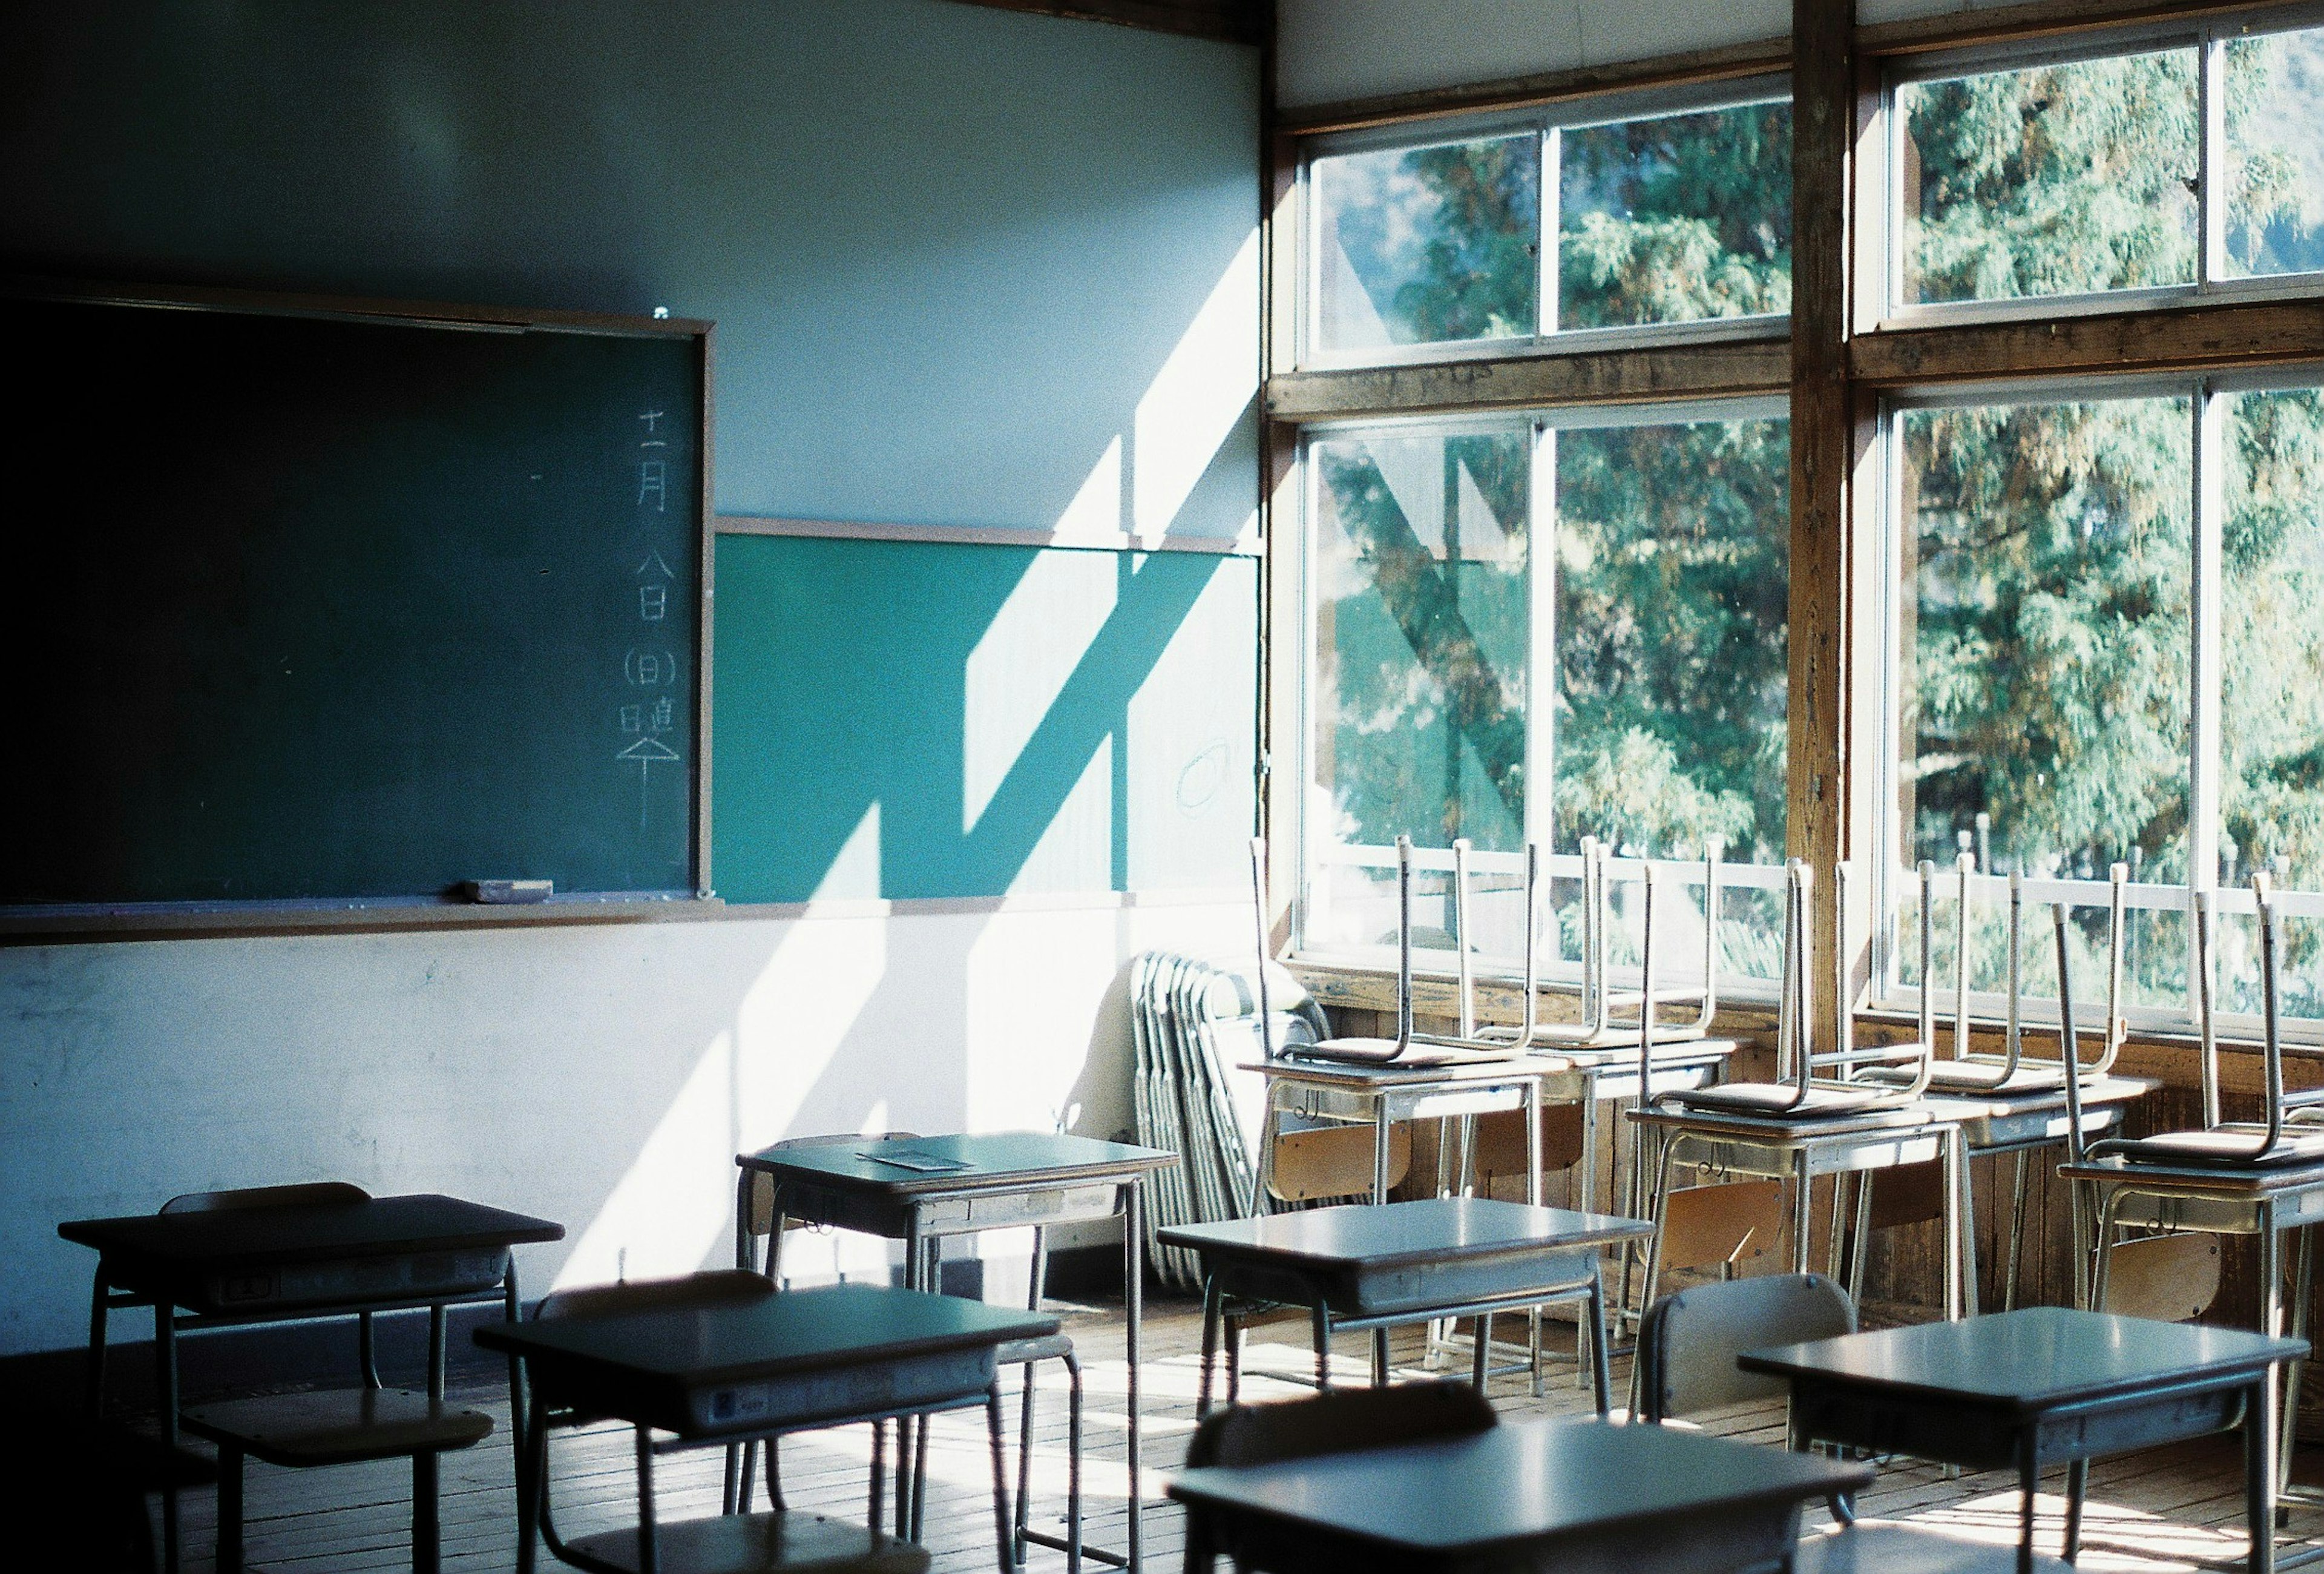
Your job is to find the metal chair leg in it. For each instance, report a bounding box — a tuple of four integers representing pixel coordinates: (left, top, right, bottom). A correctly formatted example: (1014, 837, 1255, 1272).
(415, 1450, 441, 1574)
(217, 1443, 245, 1574)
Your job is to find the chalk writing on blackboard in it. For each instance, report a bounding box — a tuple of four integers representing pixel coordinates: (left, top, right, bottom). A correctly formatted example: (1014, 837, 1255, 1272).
(615, 407, 684, 831)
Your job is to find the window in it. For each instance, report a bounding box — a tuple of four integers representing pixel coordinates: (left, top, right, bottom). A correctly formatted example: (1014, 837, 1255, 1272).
(1883, 378, 2324, 1030)
(1889, 19, 2324, 317)
(1301, 404, 1792, 985)
(1305, 86, 1792, 364)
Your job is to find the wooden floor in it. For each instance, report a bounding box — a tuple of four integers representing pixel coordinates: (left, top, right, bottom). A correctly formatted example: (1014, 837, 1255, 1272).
(151, 1291, 2324, 1573)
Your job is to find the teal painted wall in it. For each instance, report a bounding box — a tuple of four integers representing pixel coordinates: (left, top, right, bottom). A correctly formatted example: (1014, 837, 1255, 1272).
(715, 536, 1255, 901)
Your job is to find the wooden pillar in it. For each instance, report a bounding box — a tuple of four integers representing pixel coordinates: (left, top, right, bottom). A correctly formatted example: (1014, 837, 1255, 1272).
(1787, 0, 1869, 1045)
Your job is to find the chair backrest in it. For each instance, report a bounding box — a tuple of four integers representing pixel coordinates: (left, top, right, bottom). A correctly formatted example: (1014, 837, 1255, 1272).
(2100, 1233, 2222, 1323)
(536, 1268, 775, 1323)
(1654, 1180, 1784, 1276)
(1267, 1123, 1412, 1203)
(744, 1133, 922, 1237)
(1470, 1103, 1587, 1194)
(1250, 833, 1413, 1059)
(1634, 1273, 1855, 1423)
(160, 1181, 370, 1215)
(1184, 1381, 1497, 1470)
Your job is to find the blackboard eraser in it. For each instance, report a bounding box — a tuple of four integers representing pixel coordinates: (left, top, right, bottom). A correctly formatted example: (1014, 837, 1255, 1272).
(461, 879, 553, 904)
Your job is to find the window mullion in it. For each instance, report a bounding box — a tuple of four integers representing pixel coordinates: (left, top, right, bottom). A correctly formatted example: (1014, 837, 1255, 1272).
(2190, 383, 2226, 905)
(2199, 35, 2227, 288)
(1540, 127, 1562, 344)
(1526, 421, 1557, 867)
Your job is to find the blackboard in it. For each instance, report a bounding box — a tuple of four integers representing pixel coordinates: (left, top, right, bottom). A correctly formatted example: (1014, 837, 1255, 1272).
(6, 286, 706, 910)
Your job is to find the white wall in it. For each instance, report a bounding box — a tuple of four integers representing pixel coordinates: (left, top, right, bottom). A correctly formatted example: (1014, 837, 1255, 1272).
(1275, 0, 1788, 109)
(0, 897, 1251, 1354)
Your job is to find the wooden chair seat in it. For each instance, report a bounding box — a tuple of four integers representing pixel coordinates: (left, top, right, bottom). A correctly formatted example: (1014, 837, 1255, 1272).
(562, 1510, 931, 1574)
(181, 1388, 491, 1467)
(1672, 1082, 1908, 1118)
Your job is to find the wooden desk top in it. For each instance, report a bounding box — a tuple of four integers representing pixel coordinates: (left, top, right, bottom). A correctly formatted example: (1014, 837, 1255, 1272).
(1740, 1307, 2307, 1412)
(734, 1131, 1175, 1194)
(58, 1193, 563, 1266)
(475, 1282, 1055, 1388)
(1167, 1415, 1869, 1557)
(1157, 1197, 1651, 1271)
(1238, 1052, 1561, 1088)
(1630, 1103, 1951, 1139)
(1924, 1076, 2156, 1118)
(2060, 1150, 2324, 1190)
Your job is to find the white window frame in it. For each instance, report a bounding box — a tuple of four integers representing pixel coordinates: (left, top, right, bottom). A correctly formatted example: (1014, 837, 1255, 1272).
(1875, 4, 2324, 329)
(1294, 396, 1793, 1003)
(1871, 366, 2324, 1041)
(1298, 76, 1797, 374)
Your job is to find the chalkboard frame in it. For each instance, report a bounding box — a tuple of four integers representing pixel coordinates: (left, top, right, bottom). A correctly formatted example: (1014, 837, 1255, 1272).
(1, 277, 717, 941)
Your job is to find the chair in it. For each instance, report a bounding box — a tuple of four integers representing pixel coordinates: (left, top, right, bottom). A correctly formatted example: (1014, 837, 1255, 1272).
(531, 1271, 928, 1574)
(1181, 1384, 1497, 1572)
(740, 1134, 1083, 1573)
(1635, 1274, 2073, 1572)
(1251, 834, 1471, 1068)
(166, 1184, 490, 1574)
(2087, 876, 2324, 1168)
(1659, 861, 1935, 1118)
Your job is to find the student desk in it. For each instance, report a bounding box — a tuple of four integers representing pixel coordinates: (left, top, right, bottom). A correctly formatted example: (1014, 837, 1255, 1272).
(1244, 1053, 1549, 1210)
(478, 1281, 1055, 1574)
(2060, 1151, 2324, 1503)
(1158, 1197, 1652, 1415)
(1629, 1104, 1974, 1321)
(1167, 1413, 1871, 1574)
(60, 1193, 563, 1572)
(733, 1133, 1173, 1567)
(1740, 1306, 2307, 1574)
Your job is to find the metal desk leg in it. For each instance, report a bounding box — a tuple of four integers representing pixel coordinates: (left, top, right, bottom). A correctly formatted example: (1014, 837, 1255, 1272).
(1627, 1128, 1679, 1418)
(1946, 1127, 1970, 1322)
(1126, 1179, 1146, 1573)
(2260, 1207, 2285, 1543)
(1196, 1276, 1223, 1417)
(988, 1383, 1014, 1574)
(635, 1426, 660, 1574)
(901, 1222, 927, 1537)
(1368, 1106, 1391, 1385)
(1791, 1150, 1814, 1275)
(1523, 1081, 1544, 1397)
(2017, 1427, 2041, 1574)
(85, 1269, 110, 1415)
(1311, 1303, 1333, 1391)
(1584, 1265, 1613, 1418)
(504, 1265, 533, 1555)
(2283, 1225, 2313, 1501)
(2064, 1459, 2088, 1559)
(157, 1300, 179, 1574)
(727, 1168, 755, 1513)
(2005, 1150, 2031, 1312)
(2251, 1374, 2279, 1574)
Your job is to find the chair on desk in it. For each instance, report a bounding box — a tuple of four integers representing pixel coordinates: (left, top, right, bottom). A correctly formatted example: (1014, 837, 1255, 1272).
(163, 1184, 491, 1574)
(1181, 1384, 1497, 1574)
(1635, 1274, 2073, 1572)
(739, 1134, 1085, 1574)
(530, 1271, 928, 1574)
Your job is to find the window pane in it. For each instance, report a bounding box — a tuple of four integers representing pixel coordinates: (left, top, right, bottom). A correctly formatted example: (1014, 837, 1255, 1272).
(1898, 397, 2193, 880)
(1312, 136, 1540, 355)
(2227, 28, 2324, 279)
(1309, 430, 1530, 853)
(2223, 389, 2324, 897)
(1900, 49, 2198, 305)
(1553, 415, 1790, 863)
(1558, 100, 1793, 331)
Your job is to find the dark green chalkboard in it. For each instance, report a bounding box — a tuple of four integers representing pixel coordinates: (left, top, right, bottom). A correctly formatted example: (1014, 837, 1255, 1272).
(7, 288, 704, 907)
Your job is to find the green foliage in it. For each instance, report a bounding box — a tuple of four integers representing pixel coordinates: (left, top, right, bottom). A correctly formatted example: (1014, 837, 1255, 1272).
(1903, 51, 2198, 301)
(1560, 102, 1793, 329)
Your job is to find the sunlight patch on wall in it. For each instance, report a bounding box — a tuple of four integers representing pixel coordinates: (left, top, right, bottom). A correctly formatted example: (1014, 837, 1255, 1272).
(963, 550, 1118, 834)
(1134, 228, 1260, 539)
(554, 811, 891, 1289)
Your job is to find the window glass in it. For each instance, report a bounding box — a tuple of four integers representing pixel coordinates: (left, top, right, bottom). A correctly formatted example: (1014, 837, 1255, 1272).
(2227, 26, 2324, 278)
(1308, 429, 1531, 854)
(1559, 100, 1793, 331)
(1900, 49, 2199, 305)
(1552, 415, 1791, 863)
(1311, 135, 1540, 355)
(1897, 395, 2193, 881)
(2220, 387, 2324, 1017)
